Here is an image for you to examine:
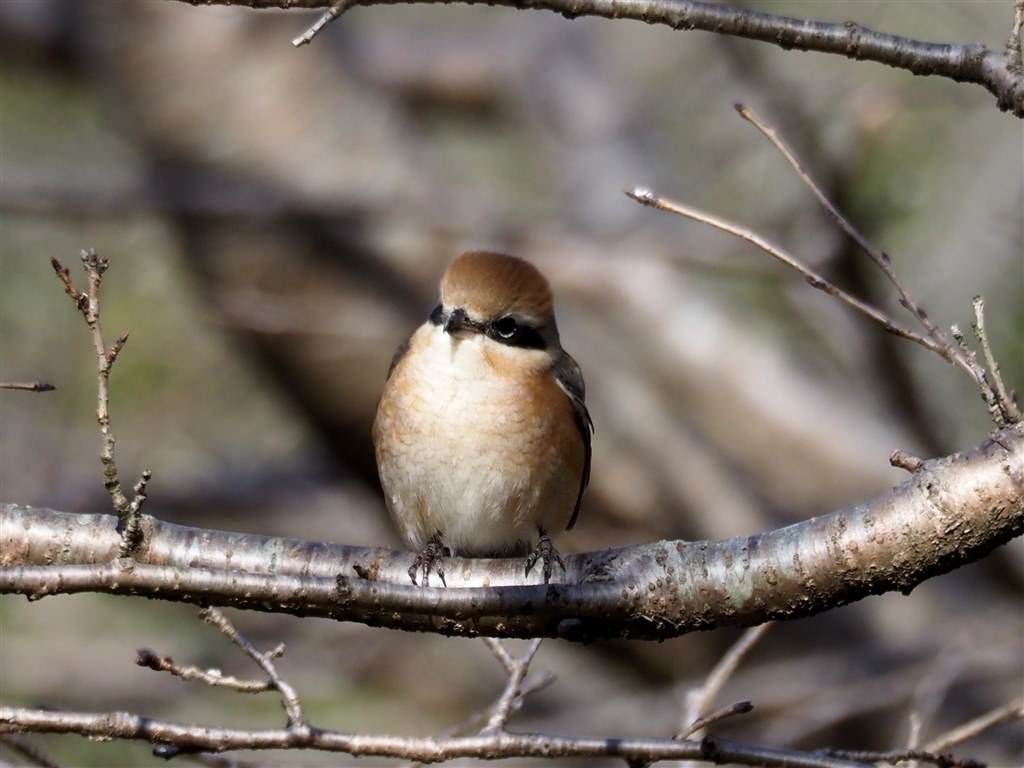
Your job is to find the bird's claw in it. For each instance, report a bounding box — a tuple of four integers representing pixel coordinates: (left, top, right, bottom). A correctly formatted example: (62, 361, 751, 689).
(525, 530, 565, 584)
(409, 533, 450, 587)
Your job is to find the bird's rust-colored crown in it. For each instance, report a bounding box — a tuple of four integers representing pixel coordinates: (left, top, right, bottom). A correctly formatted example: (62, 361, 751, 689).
(440, 251, 554, 324)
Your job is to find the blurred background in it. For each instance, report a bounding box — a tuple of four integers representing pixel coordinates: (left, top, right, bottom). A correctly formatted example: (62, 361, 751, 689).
(1, 0, 1021, 765)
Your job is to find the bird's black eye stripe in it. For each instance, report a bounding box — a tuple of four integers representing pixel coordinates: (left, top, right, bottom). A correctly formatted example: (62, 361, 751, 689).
(486, 316, 546, 350)
(428, 304, 444, 326)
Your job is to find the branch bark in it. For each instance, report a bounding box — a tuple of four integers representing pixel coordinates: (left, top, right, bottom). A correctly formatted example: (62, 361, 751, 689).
(3, 424, 1021, 641)
(0, 706, 872, 767)
(178, 0, 1024, 117)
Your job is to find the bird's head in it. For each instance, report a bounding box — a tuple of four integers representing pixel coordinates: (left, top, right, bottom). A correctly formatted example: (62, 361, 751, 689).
(432, 251, 560, 352)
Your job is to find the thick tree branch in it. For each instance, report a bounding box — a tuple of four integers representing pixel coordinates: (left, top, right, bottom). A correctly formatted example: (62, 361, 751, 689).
(178, 0, 1024, 117)
(3, 425, 1021, 641)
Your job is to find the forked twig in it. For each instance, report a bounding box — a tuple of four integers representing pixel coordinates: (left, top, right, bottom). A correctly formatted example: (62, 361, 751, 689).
(678, 623, 771, 738)
(480, 638, 545, 734)
(628, 102, 1020, 427)
(971, 297, 1020, 423)
(733, 103, 1014, 423)
(625, 189, 947, 357)
(50, 251, 151, 556)
(198, 608, 307, 729)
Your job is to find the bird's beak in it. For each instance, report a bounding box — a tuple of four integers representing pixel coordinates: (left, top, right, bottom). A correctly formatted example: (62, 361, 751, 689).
(443, 307, 474, 336)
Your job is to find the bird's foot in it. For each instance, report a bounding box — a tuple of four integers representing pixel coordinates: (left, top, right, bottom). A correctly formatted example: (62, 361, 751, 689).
(524, 529, 565, 584)
(409, 532, 450, 587)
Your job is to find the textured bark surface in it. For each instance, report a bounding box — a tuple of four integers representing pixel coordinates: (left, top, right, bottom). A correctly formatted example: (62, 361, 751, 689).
(3, 425, 1021, 641)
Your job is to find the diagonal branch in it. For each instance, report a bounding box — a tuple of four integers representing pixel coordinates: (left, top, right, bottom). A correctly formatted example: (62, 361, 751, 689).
(2, 424, 1021, 641)
(198, 608, 307, 728)
(480, 639, 544, 734)
(178, 0, 1024, 117)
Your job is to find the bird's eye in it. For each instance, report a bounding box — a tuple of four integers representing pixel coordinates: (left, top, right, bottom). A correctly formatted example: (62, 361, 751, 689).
(429, 304, 444, 326)
(492, 316, 519, 339)
(487, 316, 546, 349)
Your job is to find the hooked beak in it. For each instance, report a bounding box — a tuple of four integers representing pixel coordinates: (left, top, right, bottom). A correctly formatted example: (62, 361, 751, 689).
(443, 307, 476, 336)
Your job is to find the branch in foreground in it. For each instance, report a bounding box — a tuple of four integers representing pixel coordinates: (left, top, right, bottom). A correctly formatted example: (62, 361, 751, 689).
(2, 425, 1021, 641)
(0, 706, 874, 767)
(180, 0, 1024, 117)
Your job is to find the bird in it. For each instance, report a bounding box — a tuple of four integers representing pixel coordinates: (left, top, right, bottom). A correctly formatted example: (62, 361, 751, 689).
(373, 251, 593, 586)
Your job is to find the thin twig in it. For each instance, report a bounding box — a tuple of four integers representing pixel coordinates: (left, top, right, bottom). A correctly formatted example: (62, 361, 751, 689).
(135, 648, 274, 693)
(292, 0, 355, 47)
(482, 637, 517, 675)
(50, 252, 151, 557)
(889, 449, 924, 473)
(972, 296, 1020, 423)
(925, 697, 1024, 752)
(1008, 0, 1024, 72)
(480, 638, 544, 735)
(198, 608, 307, 728)
(814, 747, 982, 768)
(731, 103, 989, 393)
(679, 623, 772, 738)
(0, 381, 56, 392)
(0, 733, 64, 768)
(625, 188, 948, 357)
(949, 322, 1002, 424)
(678, 701, 754, 741)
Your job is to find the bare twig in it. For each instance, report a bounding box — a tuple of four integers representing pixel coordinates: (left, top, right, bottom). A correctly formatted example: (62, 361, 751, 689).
(889, 449, 924, 473)
(813, 747, 982, 768)
(734, 103, 1019, 426)
(972, 296, 1020, 423)
(0, 704, 878, 767)
(291, 0, 355, 46)
(198, 608, 307, 729)
(0, 381, 56, 392)
(730, 104, 999, 397)
(176, 0, 1024, 117)
(50, 252, 151, 557)
(679, 624, 772, 738)
(1008, 0, 1024, 72)
(135, 648, 273, 693)
(630, 99, 1021, 429)
(678, 701, 753, 741)
(625, 188, 948, 358)
(0, 733, 63, 768)
(480, 639, 544, 734)
(925, 697, 1024, 752)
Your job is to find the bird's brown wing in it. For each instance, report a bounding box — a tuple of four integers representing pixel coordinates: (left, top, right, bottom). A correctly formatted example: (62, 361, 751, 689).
(554, 351, 593, 530)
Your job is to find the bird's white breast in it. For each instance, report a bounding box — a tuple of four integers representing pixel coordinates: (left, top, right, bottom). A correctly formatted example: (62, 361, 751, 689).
(373, 324, 579, 556)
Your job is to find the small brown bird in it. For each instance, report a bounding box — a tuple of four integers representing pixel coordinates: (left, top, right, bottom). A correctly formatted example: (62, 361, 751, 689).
(373, 251, 592, 585)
